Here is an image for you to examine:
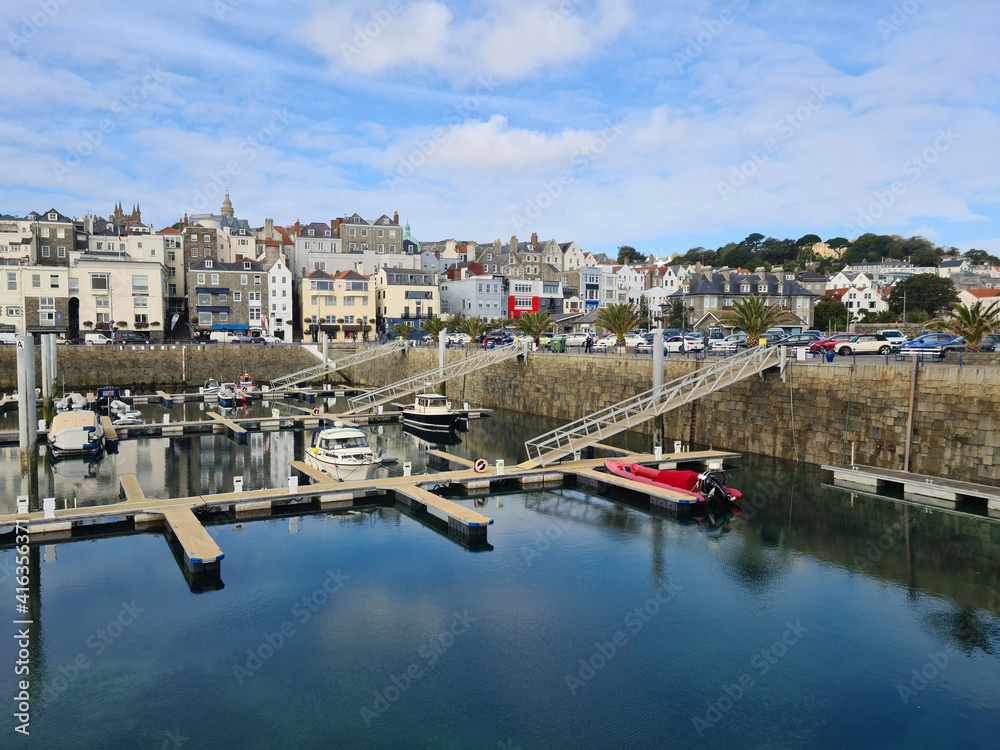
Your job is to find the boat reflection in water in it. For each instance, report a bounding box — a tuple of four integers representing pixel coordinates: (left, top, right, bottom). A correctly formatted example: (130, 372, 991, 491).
(305, 421, 382, 482)
(401, 422, 463, 446)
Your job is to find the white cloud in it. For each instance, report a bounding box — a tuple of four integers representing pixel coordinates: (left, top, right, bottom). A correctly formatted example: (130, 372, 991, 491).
(297, 0, 633, 82)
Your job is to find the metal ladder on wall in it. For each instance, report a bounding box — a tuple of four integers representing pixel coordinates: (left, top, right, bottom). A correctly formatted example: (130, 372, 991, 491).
(269, 340, 406, 389)
(344, 341, 528, 414)
(523, 345, 783, 466)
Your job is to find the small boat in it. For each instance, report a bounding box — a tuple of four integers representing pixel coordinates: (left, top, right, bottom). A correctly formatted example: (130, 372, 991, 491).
(49, 410, 105, 459)
(604, 460, 742, 505)
(305, 421, 382, 481)
(94, 386, 122, 409)
(203, 379, 220, 395)
(237, 373, 261, 399)
(55, 392, 88, 412)
(218, 382, 237, 407)
(112, 409, 143, 426)
(401, 394, 458, 431)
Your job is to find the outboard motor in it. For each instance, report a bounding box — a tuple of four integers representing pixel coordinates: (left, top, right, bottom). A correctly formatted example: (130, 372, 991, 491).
(699, 472, 729, 504)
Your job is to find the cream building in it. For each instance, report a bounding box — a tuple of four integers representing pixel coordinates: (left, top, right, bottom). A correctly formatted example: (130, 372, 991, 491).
(374, 266, 439, 333)
(301, 269, 375, 341)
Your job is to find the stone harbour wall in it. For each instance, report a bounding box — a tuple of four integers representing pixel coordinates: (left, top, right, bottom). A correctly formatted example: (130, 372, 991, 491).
(340, 348, 1000, 486)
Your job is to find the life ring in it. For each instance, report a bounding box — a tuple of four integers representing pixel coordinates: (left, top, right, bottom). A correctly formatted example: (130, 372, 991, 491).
(311, 408, 321, 416)
(474, 458, 488, 473)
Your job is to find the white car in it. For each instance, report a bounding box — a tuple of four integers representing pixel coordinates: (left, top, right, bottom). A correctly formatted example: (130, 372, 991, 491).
(446, 332, 471, 344)
(259, 334, 283, 344)
(596, 333, 646, 350)
(564, 333, 594, 347)
(709, 333, 748, 352)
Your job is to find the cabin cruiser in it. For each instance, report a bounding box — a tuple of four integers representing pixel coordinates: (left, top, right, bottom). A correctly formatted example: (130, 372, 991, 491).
(218, 382, 237, 407)
(203, 379, 220, 395)
(49, 411, 105, 459)
(305, 421, 382, 481)
(401, 394, 459, 431)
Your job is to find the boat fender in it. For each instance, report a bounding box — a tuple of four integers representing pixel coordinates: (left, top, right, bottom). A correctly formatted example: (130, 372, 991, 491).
(312, 408, 321, 416)
(474, 458, 488, 473)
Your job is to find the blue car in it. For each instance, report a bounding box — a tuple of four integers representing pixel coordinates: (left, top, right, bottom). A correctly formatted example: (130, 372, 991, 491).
(898, 333, 967, 354)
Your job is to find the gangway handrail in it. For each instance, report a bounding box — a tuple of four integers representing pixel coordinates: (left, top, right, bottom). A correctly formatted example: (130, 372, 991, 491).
(270, 340, 406, 389)
(524, 346, 781, 465)
(345, 341, 527, 414)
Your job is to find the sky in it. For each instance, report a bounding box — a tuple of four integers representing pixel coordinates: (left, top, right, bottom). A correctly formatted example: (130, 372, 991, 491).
(1, 0, 998, 257)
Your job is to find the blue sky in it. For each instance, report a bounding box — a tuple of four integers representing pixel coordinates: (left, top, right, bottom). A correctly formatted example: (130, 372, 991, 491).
(1, 0, 998, 256)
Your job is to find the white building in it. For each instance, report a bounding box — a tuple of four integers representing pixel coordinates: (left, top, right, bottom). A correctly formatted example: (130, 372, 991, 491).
(264, 255, 293, 339)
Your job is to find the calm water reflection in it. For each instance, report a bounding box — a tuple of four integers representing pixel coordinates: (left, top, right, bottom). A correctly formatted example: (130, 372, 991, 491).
(0, 412, 998, 748)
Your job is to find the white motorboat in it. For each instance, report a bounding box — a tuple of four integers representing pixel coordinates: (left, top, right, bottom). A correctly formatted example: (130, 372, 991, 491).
(55, 392, 88, 412)
(203, 379, 220, 395)
(218, 382, 237, 407)
(49, 410, 105, 459)
(401, 394, 458, 431)
(305, 422, 382, 481)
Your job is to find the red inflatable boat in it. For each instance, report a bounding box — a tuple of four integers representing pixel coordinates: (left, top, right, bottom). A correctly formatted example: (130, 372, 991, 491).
(604, 460, 742, 505)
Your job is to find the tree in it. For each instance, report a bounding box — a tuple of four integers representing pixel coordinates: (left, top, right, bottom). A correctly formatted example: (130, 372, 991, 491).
(887, 274, 958, 317)
(928, 301, 1000, 351)
(667, 298, 684, 327)
(796, 234, 821, 248)
(826, 237, 850, 249)
(617, 245, 645, 265)
(814, 297, 849, 332)
(390, 322, 414, 338)
(906, 311, 929, 325)
(455, 315, 488, 341)
(743, 233, 765, 249)
(863, 310, 898, 324)
(596, 302, 646, 346)
(721, 244, 754, 270)
(718, 296, 785, 345)
(513, 311, 552, 345)
(910, 246, 940, 267)
(420, 317, 447, 341)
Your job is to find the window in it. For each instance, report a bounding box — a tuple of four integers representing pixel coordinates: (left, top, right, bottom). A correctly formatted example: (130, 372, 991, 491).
(249, 292, 261, 302)
(32, 274, 40, 288)
(361, 229, 367, 237)
(758, 284, 767, 293)
(313, 261, 326, 271)
(39, 297, 54, 310)
(96, 312, 110, 324)
(219, 312, 228, 322)
(389, 244, 396, 253)
(191, 247, 198, 259)
(41, 227, 49, 238)
(254, 275, 261, 285)
(9, 307, 21, 317)
(166, 267, 176, 278)
(135, 298, 148, 309)
(325, 296, 335, 305)
(57, 246, 66, 258)
(49, 275, 59, 288)
(6, 273, 15, 291)
(243, 261, 251, 270)
(377, 229, 384, 237)
(198, 293, 211, 305)
(56, 227, 65, 239)
(377, 244, 384, 253)
(203, 234, 211, 242)
(198, 312, 212, 325)
(211, 274, 219, 285)
(96, 298, 110, 309)
(349, 228, 355, 236)
(218, 293, 227, 303)
(168, 283, 177, 296)
(233, 292, 242, 302)
(311, 295, 318, 306)
(241, 274, 248, 285)
(197, 273, 205, 284)
(349, 243, 357, 252)
(41, 246, 50, 257)
(132, 275, 148, 292)
(40, 311, 55, 325)
(344, 296, 354, 306)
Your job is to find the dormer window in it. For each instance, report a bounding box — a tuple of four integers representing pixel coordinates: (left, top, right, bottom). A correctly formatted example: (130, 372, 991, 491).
(741, 284, 750, 293)
(308, 229, 314, 236)
(48, 212, 56, 220)
(244, 261, 251, 270)
(205, 260, 213, 268)
(683, 284, 690, 294)
(758, 284, 767, 293)
(724, 284, 730, 293)
(325, 230, 331, 237)
(785, 273, 794, 280)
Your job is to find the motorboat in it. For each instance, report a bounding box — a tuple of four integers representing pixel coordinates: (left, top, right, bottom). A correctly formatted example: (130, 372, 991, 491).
(218, 382, 237, 407)
(203, 379, 220, 395)
(49, 410, 105, 459)
(401, 394, 458, 431)
(55, 392, 88, 412)
(111, 408, 143, 426)
(305, 421, 382, 481)
(237, 373, 261, 399)
(604, 460, 742, 505)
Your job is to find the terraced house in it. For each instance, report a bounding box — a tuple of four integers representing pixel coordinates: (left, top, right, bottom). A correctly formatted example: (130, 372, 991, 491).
(186, 257, 268, 337)
(300, 268, 374, 342)
(667, 270, 818, 329)
(374, 266, 438, 333)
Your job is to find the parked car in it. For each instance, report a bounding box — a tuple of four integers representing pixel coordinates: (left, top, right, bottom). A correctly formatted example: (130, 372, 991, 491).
(977, 333, 1000, 352)
(899, 333, 967, 354)
(777, 333, 821, 348)
(808, 333, 858, 354)
(709, 332, 748, 352)
(875, 329, 908, 344)
(259, 334, 283, 344)
(803, 330, 822, 338)
(563, 333, 594, 347)
(235, 335, 268, 344)
(446, 332, 471, 344)
(834, 334, 899, 356)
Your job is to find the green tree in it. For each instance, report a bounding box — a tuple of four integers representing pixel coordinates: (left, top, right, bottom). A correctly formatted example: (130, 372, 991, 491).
(390, 322, 414, 339)
(910, 246, 941, 267)
(864, 310, 898, 324)
(928, 301, 1000, 351)
(906, 311, 929, 325)
(718, 296, 785, 345)
(596, 302, 647, 346)
(420, 317, 448, 341)
(887, 274, 958, 317)
(743, 233, 765, 249)
(513, 310, 552, 344)
(826, 237, 850, 249)
(667, 298, 684, 327)
(617, 245, 645, 265)
(814, 296, 849, 332)
(796, 234, 821, 248)
(455, 315, 489, 341)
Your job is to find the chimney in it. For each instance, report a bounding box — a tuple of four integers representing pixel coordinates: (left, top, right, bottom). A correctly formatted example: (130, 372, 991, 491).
(330, 219, 336, 233)
(265, 218, 273, 237)
(393, 211, 399, 224)
(494, 239, 501, 253)
(531, 232, 538, 247)
(511, 235, 517, 250)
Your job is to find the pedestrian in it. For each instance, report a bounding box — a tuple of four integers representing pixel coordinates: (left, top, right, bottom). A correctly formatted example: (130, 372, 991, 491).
(585, 336, 593, 354)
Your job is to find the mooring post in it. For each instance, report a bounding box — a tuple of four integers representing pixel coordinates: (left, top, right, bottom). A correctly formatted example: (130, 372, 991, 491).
(16, 335, 39, 503)
(40, 333, 51, 409)
(439, 329, 447, 396)
(47, 333, 57, 384)
(323, 332, 329, 367)
(653, 329, 664, 451)
(903, 351, 918, 471)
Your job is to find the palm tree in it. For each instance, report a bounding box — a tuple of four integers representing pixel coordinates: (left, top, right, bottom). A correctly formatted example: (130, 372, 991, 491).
(928, 300, 1000, 351)
(513, 310, 552, 345)
(718, 296, 785, 346)
(420, 316, 448, 341)
(596, 302, 647, 346)
(864, 309, 898, 324)
(390, 322, 414, 339)
(455, 315, 489, 342)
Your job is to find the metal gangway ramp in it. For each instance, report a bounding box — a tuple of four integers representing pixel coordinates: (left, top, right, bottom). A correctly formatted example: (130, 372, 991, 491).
(270, 340, 406, 389)
(345, 341, 528, 414)
(523, 346, 783, 467)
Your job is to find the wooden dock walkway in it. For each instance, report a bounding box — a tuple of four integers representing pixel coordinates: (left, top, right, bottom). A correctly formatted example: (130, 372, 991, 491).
(824, 464, 1000, 513)
(160, 506, 224, 571)
(100, 416, 119, 453)
(206, 412, 248, 444)
(570, 467, 702, 511)
(392, 485, 493, 538)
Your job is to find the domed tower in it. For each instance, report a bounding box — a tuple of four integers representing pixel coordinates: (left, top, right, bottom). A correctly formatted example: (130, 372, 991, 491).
(221, 190, 234, 219)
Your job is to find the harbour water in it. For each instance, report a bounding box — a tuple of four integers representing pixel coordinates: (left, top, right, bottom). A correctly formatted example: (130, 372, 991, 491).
(1, 408, 999, 748)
